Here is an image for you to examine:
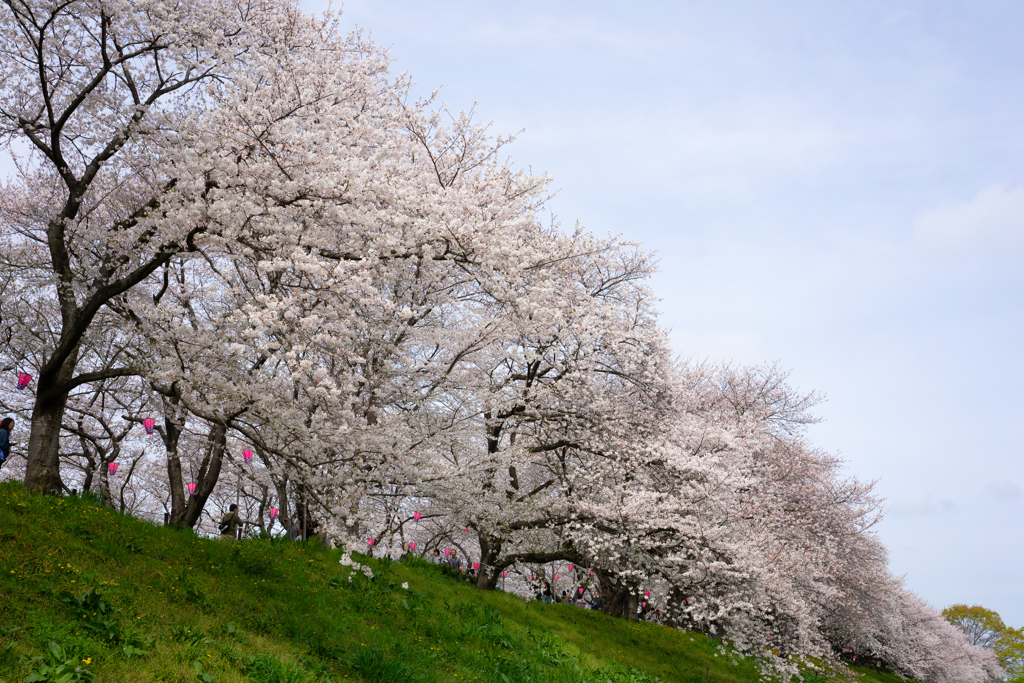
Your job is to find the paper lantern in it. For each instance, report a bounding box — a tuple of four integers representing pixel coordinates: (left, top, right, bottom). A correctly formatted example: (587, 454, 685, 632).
(269, 507, 279, 519)
(529, 575, 534, 580)
(554, 574, 559, 581)
(579, 588, 584, 594)
(644, 591, 650, 597)
(501, 572, 507, 578)
(444, 549, 451, 556)
(413, 512, 422, 521)
(108, 462, 119, 475)
(464, 527, 470, 533)
(473, 562, 479, 569)
(642, 602, 647, 607)
(16, 372, 31, 390)
(242, 449, 253, 462)
(589, 570, 594, 575)
(142, 418, 156, 435)
(568, 563, 574, 571)
(409, 542, 417, 549)
(367, 538, 375, 546)
(187, 482, 196, 495)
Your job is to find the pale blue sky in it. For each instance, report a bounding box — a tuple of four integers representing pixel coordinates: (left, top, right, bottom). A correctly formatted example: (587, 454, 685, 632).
(315, 0, 1024, 624)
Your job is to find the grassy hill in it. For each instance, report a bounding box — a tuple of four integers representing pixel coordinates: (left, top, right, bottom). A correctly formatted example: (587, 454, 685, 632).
(0, 482, 906, 683)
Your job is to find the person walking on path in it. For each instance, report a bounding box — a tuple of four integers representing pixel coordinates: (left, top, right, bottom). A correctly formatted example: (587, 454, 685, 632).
(219, 504, 244, 541)
(0, 418, 13, 470)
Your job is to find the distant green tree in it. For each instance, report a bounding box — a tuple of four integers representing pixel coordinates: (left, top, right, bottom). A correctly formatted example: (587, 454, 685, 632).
(943, 604, 1024, 682)
(996, 628, 1024, 683)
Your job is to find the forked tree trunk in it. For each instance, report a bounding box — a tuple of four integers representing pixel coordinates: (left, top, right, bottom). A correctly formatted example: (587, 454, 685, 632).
(180, 423, 227, 528)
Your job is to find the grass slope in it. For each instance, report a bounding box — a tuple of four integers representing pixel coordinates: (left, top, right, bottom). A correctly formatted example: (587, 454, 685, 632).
(0, 483, 905, 683)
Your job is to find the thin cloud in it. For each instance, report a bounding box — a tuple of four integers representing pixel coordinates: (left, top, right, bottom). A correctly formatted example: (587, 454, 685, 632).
(987, 481, 1022, 500)
(890, 493, 958, 516)
(913, 184, 1024, 251)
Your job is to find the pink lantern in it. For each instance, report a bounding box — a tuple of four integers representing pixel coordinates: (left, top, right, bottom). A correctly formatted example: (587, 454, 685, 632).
(644, 591, 650, 597)
(529, 575, 534, 580)
(413, 512, 422, 521)
(444, 549, 451, 556)
(108, 462, 119, 475)
(410, 542, 417, 549)
(464, 527, 469, 533)
(502, 572, 507, 578)
(579, 588, 584, 594)
(568, 564, 574, 571)
(642, 602, 647, 607)
(589, 570, 594, 575)
(269, 507, 279, 519)
(554, 574, 559, 581)
(187, 482, 196, 495)
(142, 418, 156, 435)
(242, 449, 253, 462)
(16, 372, 31, 390)
(368, 538, 375, 546)
(473, 563, 479, 570)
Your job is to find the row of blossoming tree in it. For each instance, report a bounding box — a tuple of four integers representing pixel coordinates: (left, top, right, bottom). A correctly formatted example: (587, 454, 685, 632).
(0, 0, 1003, 680)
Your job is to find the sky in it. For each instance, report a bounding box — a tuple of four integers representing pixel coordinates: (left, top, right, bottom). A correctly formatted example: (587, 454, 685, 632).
(1, 0, 1021, 626)
(303, 0, 1024, 624)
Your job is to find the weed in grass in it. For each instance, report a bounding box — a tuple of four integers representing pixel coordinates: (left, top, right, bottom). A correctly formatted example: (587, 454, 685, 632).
(233, 544, 276, 577)
(115, 532, 143, 555)
(223, 621, 242, 640)
(170, 625, 214, 646)
(193, 660, 218, 682)
(58, 587, 122, 643)
(348, 644, 426, 683)
(176, 569, 213, 610)
(244, 653, 307, 683)
(247, 612, 277, 635)
(1, 626, 21, 663)
(21, 641, 95, 683)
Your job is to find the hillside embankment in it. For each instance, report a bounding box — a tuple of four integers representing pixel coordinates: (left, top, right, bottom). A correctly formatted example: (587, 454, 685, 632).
(0, 482, 907, 683)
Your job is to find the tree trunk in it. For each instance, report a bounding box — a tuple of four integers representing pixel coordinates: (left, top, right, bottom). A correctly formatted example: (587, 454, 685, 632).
(625, 592, 640, 621)
(98, 466, 112, 509)
(599, 573, 639, 620)
(81, 456, 96, 493)
(273, 477, 291, 532)
(181, 423, 227, 528)
(23, 348, 79, 493)
(475, 533, 504, 590)
(161, 398, 187, 525)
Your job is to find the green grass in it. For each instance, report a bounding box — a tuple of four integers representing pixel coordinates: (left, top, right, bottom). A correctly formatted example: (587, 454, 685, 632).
(0, 482, 906, 683)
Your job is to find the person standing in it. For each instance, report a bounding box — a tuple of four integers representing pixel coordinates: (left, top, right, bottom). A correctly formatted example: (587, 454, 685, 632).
(449, 549, 464, 573)
(219, 504, 244, 541)
(0, 418, 13, 470)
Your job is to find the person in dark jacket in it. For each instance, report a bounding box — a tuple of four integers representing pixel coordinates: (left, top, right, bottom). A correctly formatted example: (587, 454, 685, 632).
(0, 417, 13, 469)
(219, 504, 244, 541)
